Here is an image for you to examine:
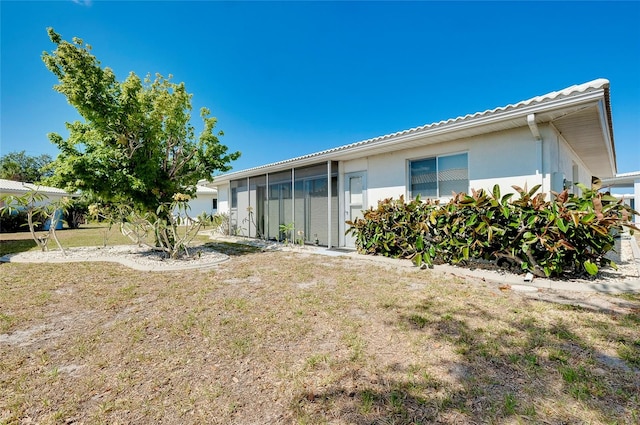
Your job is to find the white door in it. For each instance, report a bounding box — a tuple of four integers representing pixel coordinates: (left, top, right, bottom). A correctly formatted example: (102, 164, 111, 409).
(344, 172, 366, 248)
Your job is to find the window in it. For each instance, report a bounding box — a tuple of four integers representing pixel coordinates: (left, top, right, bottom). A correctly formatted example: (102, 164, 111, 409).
(410, 153, 468, 198)
(212, 199, 218, 210)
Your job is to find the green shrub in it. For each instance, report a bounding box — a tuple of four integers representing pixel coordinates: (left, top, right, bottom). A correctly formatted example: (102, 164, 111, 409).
(346, 195, 436, 260)
(0, 209, 46, 233)
(346, 184, 638, 278)
(64, 198, 88, 229)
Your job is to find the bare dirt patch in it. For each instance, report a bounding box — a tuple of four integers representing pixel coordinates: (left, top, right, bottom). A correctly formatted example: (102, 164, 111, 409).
(1, 249, 639, 424)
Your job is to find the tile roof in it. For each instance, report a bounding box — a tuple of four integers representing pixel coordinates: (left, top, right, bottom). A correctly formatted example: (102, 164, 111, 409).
(195, 185, 217, 195)
(0, 179, 72, 196)
(216, 79, 611, 179)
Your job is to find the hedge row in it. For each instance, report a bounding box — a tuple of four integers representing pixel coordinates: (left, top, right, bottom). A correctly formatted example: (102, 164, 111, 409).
(346, 184, 638, 278)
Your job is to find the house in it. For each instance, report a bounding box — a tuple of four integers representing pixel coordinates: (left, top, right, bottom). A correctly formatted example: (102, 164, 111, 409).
(601, 171, 640, 223)
(0, 178, 74, 206)
(0, 178, 76, 230)
(206, 79, 620, 248)
(181, 184, 218, 219)
(172, 185, 218, 225)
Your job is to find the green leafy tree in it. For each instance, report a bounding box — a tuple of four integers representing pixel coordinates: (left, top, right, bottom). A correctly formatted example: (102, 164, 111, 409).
(42, 27, 240, 216)
(0, 151, 53, 182)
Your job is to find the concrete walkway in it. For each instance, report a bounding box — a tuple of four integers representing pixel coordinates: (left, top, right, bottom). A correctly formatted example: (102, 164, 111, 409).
(320, 237, 640, 294)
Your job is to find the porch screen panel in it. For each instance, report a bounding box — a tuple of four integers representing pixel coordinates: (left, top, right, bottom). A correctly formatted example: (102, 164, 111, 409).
(330, 175, 339, 247)
(249, 175, 266, 238)
(229, 180, 238, 235)
(292, 164, 339, 246)
(294, 164, 330, 245)
(230, 179, 248, 235)
(308, 178, 328, 245)
(268, 170, 292, 241)
(294, 180, 305, 242)
(236, 179, 249, 236)
(438, 153, 468, 196)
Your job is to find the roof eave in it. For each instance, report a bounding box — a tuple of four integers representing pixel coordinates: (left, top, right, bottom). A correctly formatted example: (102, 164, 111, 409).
(209, 79, 614, 185)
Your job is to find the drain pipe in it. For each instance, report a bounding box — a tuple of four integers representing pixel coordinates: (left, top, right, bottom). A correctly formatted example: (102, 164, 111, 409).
(527, 113, 544, 190)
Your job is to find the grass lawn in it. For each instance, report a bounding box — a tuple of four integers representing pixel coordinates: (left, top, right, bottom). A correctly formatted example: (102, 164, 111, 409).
(0, 223, 212, 257)
(1, 227, 639, 424)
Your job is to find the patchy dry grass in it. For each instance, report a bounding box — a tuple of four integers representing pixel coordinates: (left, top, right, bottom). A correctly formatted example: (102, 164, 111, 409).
(1, 234, 639, 424)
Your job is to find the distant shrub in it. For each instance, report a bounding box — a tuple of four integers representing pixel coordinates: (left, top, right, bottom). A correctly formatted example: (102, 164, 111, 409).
(64, 199, 88, 229)
(0, 209, 46, 233)
(346, 184, 638, 278)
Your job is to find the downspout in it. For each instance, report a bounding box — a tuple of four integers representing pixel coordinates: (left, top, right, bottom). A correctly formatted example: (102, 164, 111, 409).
(527, 113, 544, 190)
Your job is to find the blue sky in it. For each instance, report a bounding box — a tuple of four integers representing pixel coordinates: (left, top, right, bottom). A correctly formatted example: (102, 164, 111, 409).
(1, 1, 639, 175)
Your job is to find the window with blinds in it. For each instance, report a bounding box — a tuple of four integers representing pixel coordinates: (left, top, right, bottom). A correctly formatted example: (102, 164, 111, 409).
(409, 153, 468, 198)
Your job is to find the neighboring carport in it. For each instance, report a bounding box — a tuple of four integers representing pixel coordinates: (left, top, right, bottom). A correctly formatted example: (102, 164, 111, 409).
(601, 171, 640, 223)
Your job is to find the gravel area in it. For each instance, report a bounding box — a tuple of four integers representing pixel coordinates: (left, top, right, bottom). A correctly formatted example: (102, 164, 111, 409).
(602, 234, 640, 280)
(0, 244, 229, 271)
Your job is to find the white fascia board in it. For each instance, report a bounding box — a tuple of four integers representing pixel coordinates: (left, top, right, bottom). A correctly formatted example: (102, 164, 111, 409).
(615, 171, 640, 178)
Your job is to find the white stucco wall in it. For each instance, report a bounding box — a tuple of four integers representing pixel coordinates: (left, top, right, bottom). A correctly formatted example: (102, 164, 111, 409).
(187, 195, 216, 216)
(337, 127, 546, 246)
(343, 126, 544, 209)
(343, 158, 368, 174)
(466, 128, 542, 196)
(217, 182, 230, 213)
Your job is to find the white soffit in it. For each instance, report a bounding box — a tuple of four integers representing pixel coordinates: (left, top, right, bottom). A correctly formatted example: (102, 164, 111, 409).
(552, 103, 615, 178)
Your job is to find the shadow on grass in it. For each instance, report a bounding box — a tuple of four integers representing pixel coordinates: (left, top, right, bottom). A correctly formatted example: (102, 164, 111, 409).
(203, 241, 264, 257)
(533, 293, 640, 315)
(0, 238, 37, 256)
(293, 299, 640, 423)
